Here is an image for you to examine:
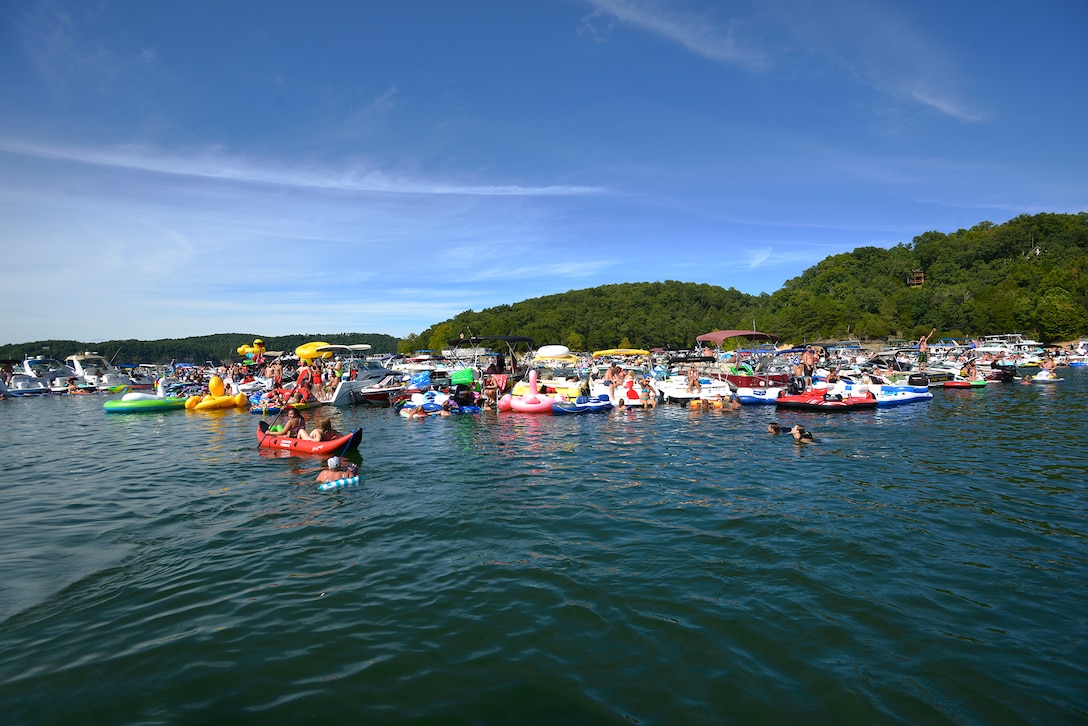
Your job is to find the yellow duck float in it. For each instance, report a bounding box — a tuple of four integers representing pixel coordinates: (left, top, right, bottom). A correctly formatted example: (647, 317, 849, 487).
(294, 341, 334, 364)
(237, 338, 266, 361)
(186, 375, 250, 411)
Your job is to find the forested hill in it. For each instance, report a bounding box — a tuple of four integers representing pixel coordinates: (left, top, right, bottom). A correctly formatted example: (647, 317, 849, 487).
(400, 212, 1088, 350)
(5, 213, 1086, 363)
(0, 333, 398, 366)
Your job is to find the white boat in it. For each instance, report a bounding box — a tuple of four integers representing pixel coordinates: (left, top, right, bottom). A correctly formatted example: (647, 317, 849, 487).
(655, 359, 734, 403)
(65, 352, 134, 390)
(834, 374, 933, 406)
(308, 345, 407, 406)
(734, 385, 784, 405)
(588, 375, 661, 407)
(0, 371, 51, 396)
(21, 356, 89, 392)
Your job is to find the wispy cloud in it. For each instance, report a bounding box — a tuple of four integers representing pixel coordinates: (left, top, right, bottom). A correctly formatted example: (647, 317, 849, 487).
(0, 139, 604, 197)
(582, 0, 771, 71)
(771, 1, 986, 123)
(586, 0, 984, 123)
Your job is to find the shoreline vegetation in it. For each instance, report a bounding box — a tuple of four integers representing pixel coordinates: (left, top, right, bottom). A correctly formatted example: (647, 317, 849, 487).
(4, 213, 1086, 363)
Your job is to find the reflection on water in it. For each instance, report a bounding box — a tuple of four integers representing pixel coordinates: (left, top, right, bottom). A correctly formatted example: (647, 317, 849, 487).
(1, 373, 1086, 723)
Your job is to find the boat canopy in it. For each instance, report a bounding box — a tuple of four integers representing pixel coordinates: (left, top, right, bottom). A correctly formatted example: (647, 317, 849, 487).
(591, 349, 650, 358)
(695, 330, 779, 345)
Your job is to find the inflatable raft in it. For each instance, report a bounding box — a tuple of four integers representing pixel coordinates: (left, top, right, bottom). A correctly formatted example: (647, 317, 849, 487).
(551, 395, 613, 415)
(104, 397, 188, 413)
(257, 421, 362, 455)
(775, 391, 878, 412)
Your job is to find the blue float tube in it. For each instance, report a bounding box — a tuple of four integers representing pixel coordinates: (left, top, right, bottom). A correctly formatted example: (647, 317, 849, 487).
(319, 475, 360, 491)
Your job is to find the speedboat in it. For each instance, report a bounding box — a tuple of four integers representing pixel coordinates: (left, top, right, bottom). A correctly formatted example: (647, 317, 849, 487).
(734, 386, 784, 405)
(301, 344, 405, 406)
(552, 395, 613, 415)
(65, 352, 134, 390)
(835, 375, 933, 406)
(775, 386, 878, 412)
(0, 371, 51, 396)
(655, 356, 734, 403)
(21, 356, 89, 392)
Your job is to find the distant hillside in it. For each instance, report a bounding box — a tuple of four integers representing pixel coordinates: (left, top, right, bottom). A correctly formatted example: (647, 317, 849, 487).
(6, 213, 1085, 363)
(0, 333, 399, 365)
(400, 212, 1088, 349)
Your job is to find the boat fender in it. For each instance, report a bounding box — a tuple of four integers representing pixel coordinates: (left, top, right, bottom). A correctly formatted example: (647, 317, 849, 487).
(319, 475, 360, 491)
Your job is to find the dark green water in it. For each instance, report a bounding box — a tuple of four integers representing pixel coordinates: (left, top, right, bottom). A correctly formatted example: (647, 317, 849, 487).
(1, 373, 1086, 724)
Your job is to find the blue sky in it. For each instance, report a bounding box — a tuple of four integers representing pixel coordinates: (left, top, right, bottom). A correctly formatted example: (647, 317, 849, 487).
(2, 1, 1086, 345)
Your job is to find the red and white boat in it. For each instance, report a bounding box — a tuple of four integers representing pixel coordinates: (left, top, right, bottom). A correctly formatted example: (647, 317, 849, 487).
(775, 390, 878, 412)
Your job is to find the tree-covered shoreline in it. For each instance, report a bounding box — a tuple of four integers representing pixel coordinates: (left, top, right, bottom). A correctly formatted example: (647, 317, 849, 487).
(400, 212, 1088, 351)
(5, 213, 1086, 363)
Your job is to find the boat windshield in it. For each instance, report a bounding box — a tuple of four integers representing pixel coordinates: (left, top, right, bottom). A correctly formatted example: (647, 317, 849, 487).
(28, 359, 70, 374)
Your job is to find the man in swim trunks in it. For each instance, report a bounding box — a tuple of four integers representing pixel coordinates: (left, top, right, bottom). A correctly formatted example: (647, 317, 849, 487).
(918, 327, 936, 371)
(801, 347, 817, 389)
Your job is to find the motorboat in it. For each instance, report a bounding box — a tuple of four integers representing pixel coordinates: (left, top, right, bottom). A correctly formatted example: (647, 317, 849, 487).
(734, 385, 784, 405)
(298, 344, 404, 406)
(64, 352, 134, 390)
(21, 356, 89, 392)
(775, 388, 878, 412)
(655, 356, 733, 403)
(347, 370, 408, 405)
(834, 375, 933, 407)
(0, 370, 51, 396)
(586, 351, 660, 407)
(693, 330, 788, 388)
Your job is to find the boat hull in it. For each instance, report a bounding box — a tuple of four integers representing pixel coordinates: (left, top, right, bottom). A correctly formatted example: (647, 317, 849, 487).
(735, 387, 783, 405)
(775, 392, 878, 412)
(552, 396, 613, 415)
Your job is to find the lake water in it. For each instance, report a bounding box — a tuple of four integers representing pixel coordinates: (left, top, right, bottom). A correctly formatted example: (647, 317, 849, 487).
(1, 372, 1086, 724)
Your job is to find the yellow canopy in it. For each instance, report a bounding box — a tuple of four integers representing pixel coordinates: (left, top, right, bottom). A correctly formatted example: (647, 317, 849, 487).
(591, 348, 650, 358)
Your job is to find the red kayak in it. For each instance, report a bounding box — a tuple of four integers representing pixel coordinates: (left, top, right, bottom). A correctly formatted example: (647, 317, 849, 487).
(775, 391, 878, 412)
(257, 421, 362, 454)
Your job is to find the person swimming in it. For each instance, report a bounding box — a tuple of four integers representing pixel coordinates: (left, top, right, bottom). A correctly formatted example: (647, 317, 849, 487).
(791, 424, 816, 443)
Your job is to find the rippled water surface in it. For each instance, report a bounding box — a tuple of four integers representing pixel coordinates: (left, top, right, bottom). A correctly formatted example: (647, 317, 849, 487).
(2, 373, 1086, 724)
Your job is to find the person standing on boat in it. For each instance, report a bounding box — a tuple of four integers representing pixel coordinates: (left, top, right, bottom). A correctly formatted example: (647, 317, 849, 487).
(800, 347, 817, 389)
(918, 327, 937, 372)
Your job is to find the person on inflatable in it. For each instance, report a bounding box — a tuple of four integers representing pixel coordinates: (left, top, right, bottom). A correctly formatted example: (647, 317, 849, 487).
(316, 456, 356, 485)
(276, 407, 306, 438)
(298, 416, 341, 442)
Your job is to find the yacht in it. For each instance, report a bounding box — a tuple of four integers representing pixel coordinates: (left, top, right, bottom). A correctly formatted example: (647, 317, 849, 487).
(21, 356, 88, 392)
(64, 352, 134, 390)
